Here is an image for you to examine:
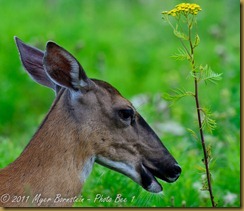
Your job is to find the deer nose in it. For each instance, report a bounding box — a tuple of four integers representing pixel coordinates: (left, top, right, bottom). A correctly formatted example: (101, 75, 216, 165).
(166, 164, 181, 182)
(174, 164, 182, 175)
(173, 164, 181, 178)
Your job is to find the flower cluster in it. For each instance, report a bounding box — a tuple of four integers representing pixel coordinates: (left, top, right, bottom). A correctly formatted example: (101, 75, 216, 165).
(162, 3, 202, 17)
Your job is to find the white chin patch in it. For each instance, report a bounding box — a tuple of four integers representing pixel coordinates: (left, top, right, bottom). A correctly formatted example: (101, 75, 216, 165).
(96, 156, 140, 184)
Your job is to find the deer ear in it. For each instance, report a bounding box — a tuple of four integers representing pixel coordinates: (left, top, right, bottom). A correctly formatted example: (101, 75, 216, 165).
(43, 41, 92, 91)
(14, 37, 59, 93)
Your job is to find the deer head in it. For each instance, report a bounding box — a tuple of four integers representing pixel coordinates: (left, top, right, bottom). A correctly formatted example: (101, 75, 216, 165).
(15, 37, 181, 194)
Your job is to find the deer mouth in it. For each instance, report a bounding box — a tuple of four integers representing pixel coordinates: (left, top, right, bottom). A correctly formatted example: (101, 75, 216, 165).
(140, 162, 181, 193)
(140, 164, 163, 193)
(96, 156, 180, 193)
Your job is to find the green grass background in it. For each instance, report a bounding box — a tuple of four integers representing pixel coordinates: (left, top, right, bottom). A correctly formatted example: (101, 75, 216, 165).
(0, 0, 240, 207)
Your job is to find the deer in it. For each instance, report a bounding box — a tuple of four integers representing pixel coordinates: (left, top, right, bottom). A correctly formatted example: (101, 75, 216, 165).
(0, 37, 181, 207)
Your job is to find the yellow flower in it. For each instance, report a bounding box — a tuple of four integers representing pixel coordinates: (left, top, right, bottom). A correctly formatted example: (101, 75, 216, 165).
(162, 2, 202, 17)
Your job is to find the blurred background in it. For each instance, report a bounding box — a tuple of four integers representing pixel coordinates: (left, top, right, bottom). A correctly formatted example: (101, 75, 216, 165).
(0, 0, 240, 207)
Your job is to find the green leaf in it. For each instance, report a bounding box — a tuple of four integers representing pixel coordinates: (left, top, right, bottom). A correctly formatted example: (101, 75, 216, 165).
(200, 107, 217, 133)
(193, 34, 200, 48)
(163, 88, 194, 105)
(199, 65, 223, 84)
(206, 144, 212, 161)
(187, 128, 199, 140)
(171, 48, 190, 61)
(173, 29, 189, 40)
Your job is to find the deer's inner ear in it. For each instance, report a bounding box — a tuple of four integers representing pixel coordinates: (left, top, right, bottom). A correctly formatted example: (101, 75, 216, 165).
(43, 41, 92, 91)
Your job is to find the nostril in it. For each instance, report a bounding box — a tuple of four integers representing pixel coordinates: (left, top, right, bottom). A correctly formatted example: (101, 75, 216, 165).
(174, 164, 182, 174)
(165, 164, 182, 182)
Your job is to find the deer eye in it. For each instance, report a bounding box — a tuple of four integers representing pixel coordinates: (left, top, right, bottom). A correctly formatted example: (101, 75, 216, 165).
(118, 108, 134, 123)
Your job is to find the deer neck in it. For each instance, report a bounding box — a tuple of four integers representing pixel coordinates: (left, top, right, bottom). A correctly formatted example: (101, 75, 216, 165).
(13, 89, 95, 199)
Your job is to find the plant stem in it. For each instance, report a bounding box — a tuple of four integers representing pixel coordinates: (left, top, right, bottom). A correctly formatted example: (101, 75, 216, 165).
(188, 24, 216, 206)
(193, 76, 216, 207)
